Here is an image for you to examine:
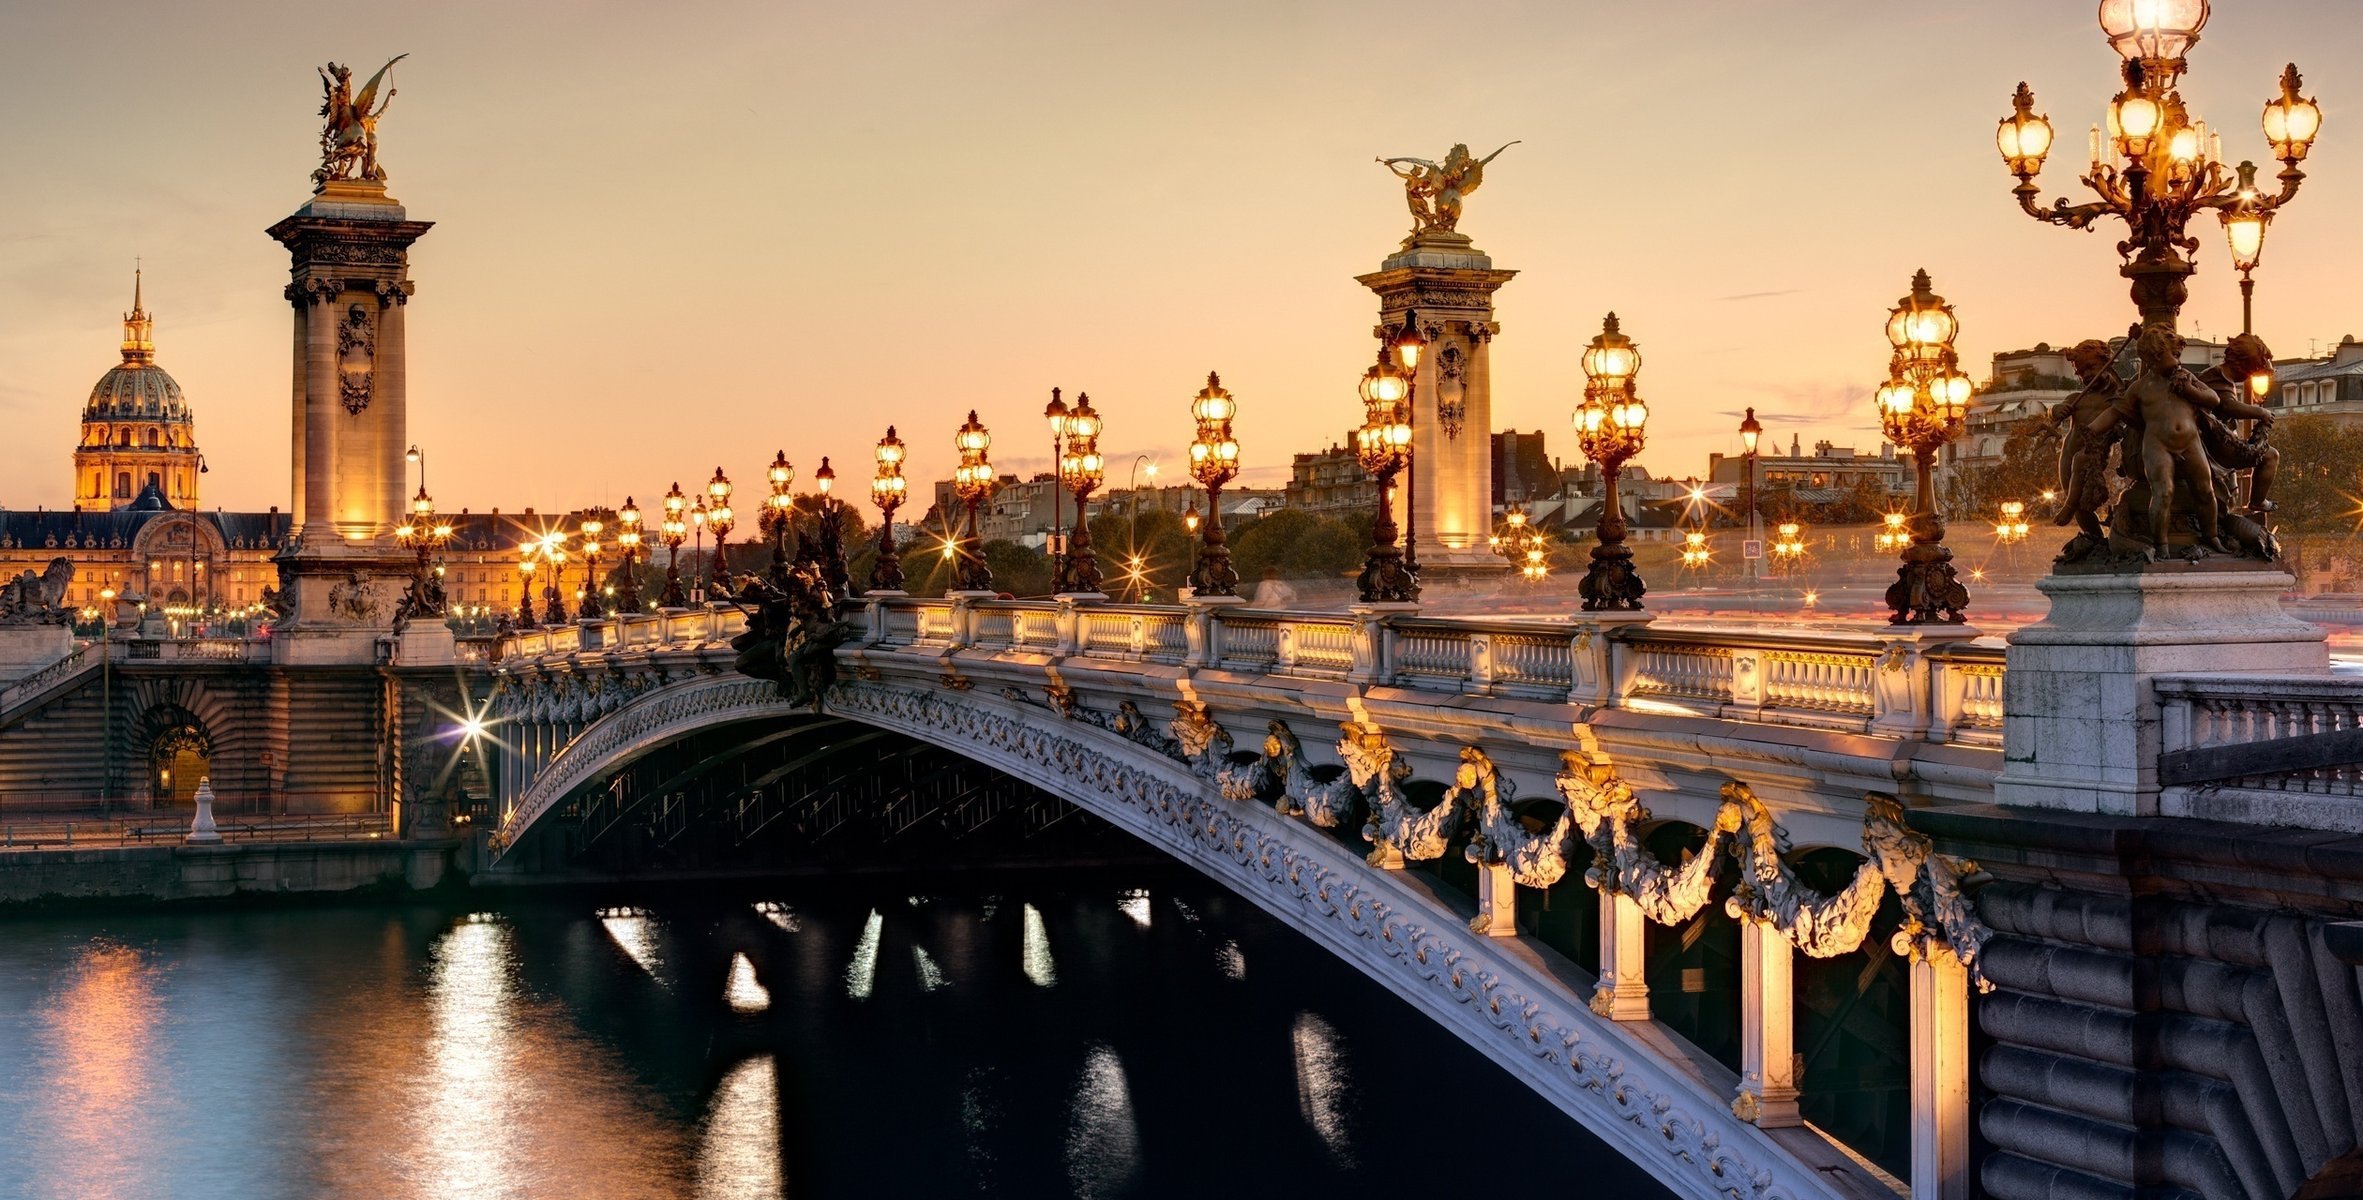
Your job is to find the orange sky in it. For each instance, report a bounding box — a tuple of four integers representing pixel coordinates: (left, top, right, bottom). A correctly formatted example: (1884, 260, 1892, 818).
(0, 0, 2356, 516)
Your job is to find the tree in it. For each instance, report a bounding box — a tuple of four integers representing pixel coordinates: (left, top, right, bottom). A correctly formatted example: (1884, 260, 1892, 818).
(2266, 414, 2363, 587)
(1944, 411, 2062, 524)
(1230, 508, 1369, 582)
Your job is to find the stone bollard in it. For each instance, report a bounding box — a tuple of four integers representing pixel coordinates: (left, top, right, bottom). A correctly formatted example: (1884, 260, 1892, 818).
(186, 776, 223, 844)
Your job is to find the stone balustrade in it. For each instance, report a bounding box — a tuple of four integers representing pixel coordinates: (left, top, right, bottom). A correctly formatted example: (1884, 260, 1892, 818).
(2157, 672, 2363, 831)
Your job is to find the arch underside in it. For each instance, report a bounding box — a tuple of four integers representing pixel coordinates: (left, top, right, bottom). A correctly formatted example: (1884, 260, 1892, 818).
(498, 674, 1866, 1200)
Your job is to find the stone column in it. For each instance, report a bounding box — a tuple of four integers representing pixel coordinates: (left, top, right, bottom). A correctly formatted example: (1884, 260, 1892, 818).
(1736, 918, 1802, 1127)
(1910, 950, 1973, 1200)
(1592, 891, 1651, 1020)
(302, 287, 338, 543)
(289, 286, 309, 532)
(374, 288, 409, 539)
(1473, 860, 1517, 936)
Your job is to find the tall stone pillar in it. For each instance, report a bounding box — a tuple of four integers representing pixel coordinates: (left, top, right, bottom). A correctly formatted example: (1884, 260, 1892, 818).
(1357, 233, 1515, 573)
(265, 177, 432, 661)
(1736, 918, 1802, 1128)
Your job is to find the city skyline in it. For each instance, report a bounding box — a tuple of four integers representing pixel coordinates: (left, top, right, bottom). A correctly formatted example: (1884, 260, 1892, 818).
(1, 0, 2356, 516)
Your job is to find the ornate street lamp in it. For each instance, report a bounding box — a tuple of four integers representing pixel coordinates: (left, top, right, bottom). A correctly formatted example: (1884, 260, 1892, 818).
(537, 532, 570, 625)
(1995, 500, 2032, 545)
(1876, 270, 1974, 624)
(577, 510, 608, 619)
(813, 456, 848, 598)
(2000, 2, 2320, 332)
(515, 550, 539, 627)
(762, 451, 795, 586)
(705, 467, 735, 598)
(616, 497, 644, 611)
(870, 427, 908, 592)
(392, 484, 452, 619)
(951, 410, 998, 593)
(1044, 389, 1071, 585)
(1387, 311, 1428, 575)
(1739, 408, 1764, 583)
(658, 483, 689, 608)
(1187, 371, 1242, 597)
(1354, 347, 1417, 603)
(1875, 510, 1912, 554)
(1573, 313, 1649, 612)
(689, 498, 708, 603)
(1052, 394, 1104, 595)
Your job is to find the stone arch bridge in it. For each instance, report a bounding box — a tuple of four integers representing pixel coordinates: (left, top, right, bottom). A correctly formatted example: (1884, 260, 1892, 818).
(453, 594, 2363, 1200)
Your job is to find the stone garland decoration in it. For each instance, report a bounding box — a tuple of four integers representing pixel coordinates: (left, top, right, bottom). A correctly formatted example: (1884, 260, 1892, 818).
(1464, 747, 1584, 889)
(816, 680, 1806, 1200)
(1861, 793, 1993, 991)
(1557, 754, 1737, 927)
(1721, 782, 1887, 960)
(1166, 701, 1234, 781)
(1364, 744, 1472, 864)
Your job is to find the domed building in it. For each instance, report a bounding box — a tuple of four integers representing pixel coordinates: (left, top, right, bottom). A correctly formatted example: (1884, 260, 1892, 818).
(74, 271, 203, 512)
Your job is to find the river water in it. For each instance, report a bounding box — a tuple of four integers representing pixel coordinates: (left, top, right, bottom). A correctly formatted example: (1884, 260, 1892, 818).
(0, 875, 1669, 1199)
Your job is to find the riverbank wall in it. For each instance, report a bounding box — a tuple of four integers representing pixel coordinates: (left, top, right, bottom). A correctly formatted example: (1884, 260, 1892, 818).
(0, 838, 463, 905)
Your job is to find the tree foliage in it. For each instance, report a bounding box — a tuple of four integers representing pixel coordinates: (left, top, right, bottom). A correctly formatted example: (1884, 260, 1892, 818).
(1228, 508, 1371, 582)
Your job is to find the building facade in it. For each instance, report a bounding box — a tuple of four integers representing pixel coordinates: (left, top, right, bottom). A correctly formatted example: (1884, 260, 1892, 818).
(1285, 433, 1378, 516)
(1706, 434, 1910, 498)
(2267, 334, 2363, 424)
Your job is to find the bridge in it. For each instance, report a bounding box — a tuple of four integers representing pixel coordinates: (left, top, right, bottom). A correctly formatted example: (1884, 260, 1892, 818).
(460, 593, 2363, 1200)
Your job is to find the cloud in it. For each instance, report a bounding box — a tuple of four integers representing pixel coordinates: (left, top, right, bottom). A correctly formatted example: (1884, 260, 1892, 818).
(1715, 289, 1804, 303)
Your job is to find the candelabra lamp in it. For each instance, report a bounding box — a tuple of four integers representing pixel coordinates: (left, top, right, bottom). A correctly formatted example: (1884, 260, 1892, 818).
(1053, 395, 1105, 595)
(616, 497, 644, 611)
(705, 467, 735, 599)
(1354, 348, 1417, 604)
(1187, 372, 1242, 597)
(1995, 500, 2032, 545)
(870, 427, 908, 592)
(538, 533, 570, 626)
(1999, 0, 2320, 334)
(515, 553, 540, 627)
(658, 483, 689, 608)
(392, 485, 453, 619)
(1875, 272, 1974, 622)
(951, 411, 998, 593)
(1875, 511, 1911, 554)
(577, 510, 608, 619)
(1680, 531, 1711, 571)
(813, 456, 849, 598)
(762, 451, 795, 586)
(1573, 313, 1649, 611)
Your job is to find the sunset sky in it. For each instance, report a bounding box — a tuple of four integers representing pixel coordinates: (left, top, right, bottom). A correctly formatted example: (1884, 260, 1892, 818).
(1, 0, 2356, 516)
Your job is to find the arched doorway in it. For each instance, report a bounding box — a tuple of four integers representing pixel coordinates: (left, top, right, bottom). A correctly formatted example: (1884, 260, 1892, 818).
(134, 704, 213, 808)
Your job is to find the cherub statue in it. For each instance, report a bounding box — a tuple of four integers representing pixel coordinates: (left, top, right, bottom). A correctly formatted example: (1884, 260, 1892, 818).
(2047, 338, 2125, 562)
(313, 55, 405, 185)
(1377, 141, 1518, 233)
(2090, 324, 2274, 557)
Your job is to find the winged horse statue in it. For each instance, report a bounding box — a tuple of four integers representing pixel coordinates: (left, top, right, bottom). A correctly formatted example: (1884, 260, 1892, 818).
(314, 55, 406, 185)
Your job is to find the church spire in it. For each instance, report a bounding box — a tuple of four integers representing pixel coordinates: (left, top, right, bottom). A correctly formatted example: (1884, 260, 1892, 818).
(120, 265, 153, 364)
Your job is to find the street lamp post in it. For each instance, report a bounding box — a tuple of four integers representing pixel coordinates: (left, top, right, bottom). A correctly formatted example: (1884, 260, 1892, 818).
(689, 498, 708, 604)
(1739, 408, 1763, 586)
(1187, 371, 1242, 598)
(658, 483, 689, 609)
(1999, 1, 2320, 335)
(1573, 313, 1650, 612)
(705, 468, 735, 599)
(813, 456, 848, 598)
(539, 532, 570, 626)
(577, 510, 607, 619)
(952, 411, 998, 593)
(1053, 395, 1104, 596)
(616, 498, 644, 612)
(870, 427, 908, 593)
(392, 484, 453, 620)
(515, 552, 539, 627)
(762, 451, 795, 587)
(1877, 270, 1975, 624)
(1355, 347, 1417, 604)
(1387, 311, 1428, 578)
(1044, 389, 1070, 586)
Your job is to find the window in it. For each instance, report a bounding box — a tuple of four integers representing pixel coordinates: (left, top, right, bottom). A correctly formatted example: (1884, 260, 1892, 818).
(146, 428, 160, 447)
(115, 472, 131, 498)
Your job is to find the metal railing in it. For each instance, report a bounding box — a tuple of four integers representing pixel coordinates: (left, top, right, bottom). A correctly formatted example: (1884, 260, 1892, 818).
(0, 811, 393, 851)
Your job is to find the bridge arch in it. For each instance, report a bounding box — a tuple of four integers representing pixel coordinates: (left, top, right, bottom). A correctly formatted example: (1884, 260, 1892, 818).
(488, 671, 1856, 1200)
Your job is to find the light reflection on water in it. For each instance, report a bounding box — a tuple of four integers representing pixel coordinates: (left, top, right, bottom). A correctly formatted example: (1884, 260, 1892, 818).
(0, 884, 1671, 1199)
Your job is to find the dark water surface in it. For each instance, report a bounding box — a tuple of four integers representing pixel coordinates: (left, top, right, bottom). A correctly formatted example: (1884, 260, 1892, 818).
(0, 875, 1670, 1199)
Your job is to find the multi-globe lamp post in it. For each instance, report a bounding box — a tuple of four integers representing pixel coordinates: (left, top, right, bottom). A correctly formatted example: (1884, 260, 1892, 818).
(762, 451, 795, 585)
(705, 468, 736, 598)
(392, 484, 452, 617)
(615, 498, 644, 612)
(951, 411, 998, 593)
(658, 483, 689, 608)
(870, 427, 908, 593)
(1354, 346, 1416, 604)
(514, 548, 539, 627)
(536, 532, 570, 625)
(813, 456, 849, 597)
(576, 510, 607, 619)
(1997, 0, 2320, 335)
(1875, 270, 1975, 624)
(1187, 372, 1242, 598)
(1052, 395, 1104, 596)
(1572, 313, 1649, 612)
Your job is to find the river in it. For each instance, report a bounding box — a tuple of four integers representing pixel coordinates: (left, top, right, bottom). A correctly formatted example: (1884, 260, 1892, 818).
(0, 874, 1670, 1199)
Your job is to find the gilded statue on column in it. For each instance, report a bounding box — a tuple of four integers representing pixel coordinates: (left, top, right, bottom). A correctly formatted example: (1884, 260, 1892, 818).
(1377, 141, 1518, 234)
(313, 55, 406, 186)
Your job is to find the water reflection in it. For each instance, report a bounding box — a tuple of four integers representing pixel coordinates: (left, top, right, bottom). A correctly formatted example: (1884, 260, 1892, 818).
(1022, 902, 1058, 987)
(601, 910, 670, 984)
(26, 942, 161, 1200)
(1292, 1011, 1355, 1167)
(912, 943, 948, 992)
(726, 953, 770, 1014)
(1118, 889, 1153, 930)
(844, 909, 882, 1000)
(1065, 1043, 1140, 1200)
(695, 1056, 781, 1200)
